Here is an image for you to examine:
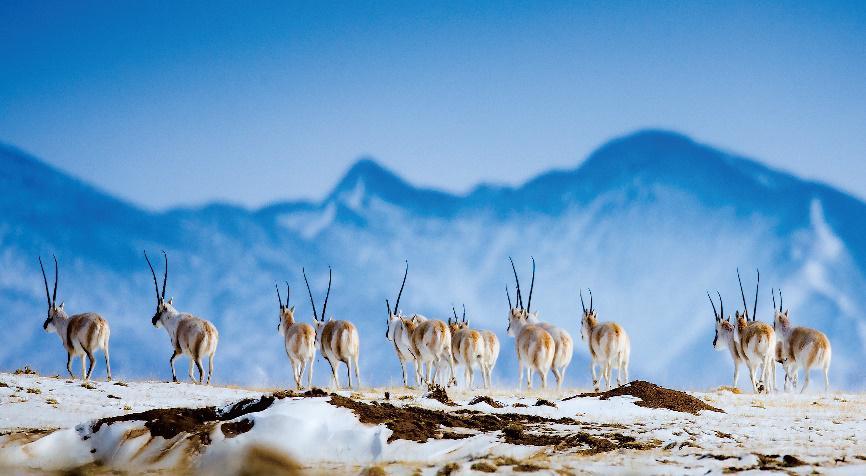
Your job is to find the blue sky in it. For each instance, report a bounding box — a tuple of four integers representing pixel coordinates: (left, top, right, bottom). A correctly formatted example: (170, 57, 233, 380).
(2, 1, 865, 209)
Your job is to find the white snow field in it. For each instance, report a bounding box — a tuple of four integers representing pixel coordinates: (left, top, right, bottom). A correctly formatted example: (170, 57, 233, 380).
(0, 372, 865, 475)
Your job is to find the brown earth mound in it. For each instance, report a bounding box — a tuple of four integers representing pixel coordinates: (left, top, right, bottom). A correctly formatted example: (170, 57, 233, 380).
(569, 380, 723, 415)
(467, 396, 504, 408)
(424, 385, 456, 406)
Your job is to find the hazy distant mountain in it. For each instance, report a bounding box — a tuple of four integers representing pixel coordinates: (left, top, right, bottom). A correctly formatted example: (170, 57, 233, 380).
(1, 131, 864, 390)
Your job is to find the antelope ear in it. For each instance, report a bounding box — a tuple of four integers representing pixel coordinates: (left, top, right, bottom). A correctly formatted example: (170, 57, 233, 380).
(59, 302, 65, 310)
(289, 305, 294, 313)
(784, 310, 788, 317)
(168, 297, 173, 305)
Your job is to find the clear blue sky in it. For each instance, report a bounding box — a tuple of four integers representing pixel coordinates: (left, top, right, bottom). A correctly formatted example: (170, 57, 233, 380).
(2, 1, 865, 209)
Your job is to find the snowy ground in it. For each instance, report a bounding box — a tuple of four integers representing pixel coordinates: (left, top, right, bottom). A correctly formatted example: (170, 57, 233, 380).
(0, 372, 864, 475)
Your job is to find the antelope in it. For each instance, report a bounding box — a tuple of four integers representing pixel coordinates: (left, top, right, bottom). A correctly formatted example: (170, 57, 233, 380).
(448, 305, 487, 389)
(509, 257, 573, 388)
(579, 289, 630, 391)
(402, 307, 454, 387)
(275, 282, 316, 389)
(771, 289, 798, 390)
(38, 256, 111, 381)
(303, 267, 361, 389)
(480, 329, 500, 389)
(708, 291, 744, 388)
(772, 289, 832, 393)
(506, 286, 555, 390)
(385, 261, 421, 387)
(735, 269, 776, 393)
(145, 251, 219, 385)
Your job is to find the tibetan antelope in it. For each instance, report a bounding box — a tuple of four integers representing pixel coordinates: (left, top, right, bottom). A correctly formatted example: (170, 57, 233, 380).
(385, 260, 422, 387)
(480, 328, 500, 388)
(38, 256, 111, 381)
(145, 251, 219, 385)
(735, 269, 776, 393)
(509, 257, 573, 388)
(708, 291, 744, 388)
(401, 305, 454, 387)
(506, 287, 555, 390)
(303, 267, 361, 389)
(579, 289, 630, 391)
(448, 305, 488, 389)
(275, 282, 316, 389)
(772, 289, 831, 393)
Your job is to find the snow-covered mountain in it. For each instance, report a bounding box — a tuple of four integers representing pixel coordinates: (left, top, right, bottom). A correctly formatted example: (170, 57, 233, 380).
(2, 130, 864, 389)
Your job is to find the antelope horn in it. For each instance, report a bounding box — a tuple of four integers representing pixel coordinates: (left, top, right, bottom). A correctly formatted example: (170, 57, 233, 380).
(737, 268, 749, 319)
(285, 281, 290, 307)
(144, 251, 161, 304)
(526, 256, 535, 314)
(452, 305, 459, 322)
(509, 256, 523, 309)
(394, 260, 408, 316)
(718, 291, 724, 321)
(779, 289, 783, 312)
(38, 256, 52, 309)
(589, 288, 593, 313)
(275, 282, 283, 309)
(321, 266, 332, 321)
(580, 289, 586, 314)
(160, 251, 168, 301)
(302, 267, 319, 321)
(752, 269, 760, 322)
(386, 299, 392, 318)
(52, 255, 58, 305)
(506, 285, 513, 310)
(707, 291, 719, 321)
(462, 303, 467, 323)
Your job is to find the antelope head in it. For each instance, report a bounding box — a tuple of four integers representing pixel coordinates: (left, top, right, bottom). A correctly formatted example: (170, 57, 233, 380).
(144, 250, 175, 328)
(275, 281, 295, 334)
(506, 256, 535, 336)
(385, 260, 408, 341)
(38, 255, 67, 332)
(771, 288, 790, 333)
(449, 304, 468, 334)
(579, 288, 597, 342)
(303, 266, 331, 346)
(708, 291, 734, 350)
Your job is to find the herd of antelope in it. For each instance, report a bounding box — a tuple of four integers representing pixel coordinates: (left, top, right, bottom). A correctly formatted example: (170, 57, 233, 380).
(35, 254, 833, 394)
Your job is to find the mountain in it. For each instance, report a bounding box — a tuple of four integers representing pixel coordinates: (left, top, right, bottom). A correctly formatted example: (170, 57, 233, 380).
(1, 131, 864, 390)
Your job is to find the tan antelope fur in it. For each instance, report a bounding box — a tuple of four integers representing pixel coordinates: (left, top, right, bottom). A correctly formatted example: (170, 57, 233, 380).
(708, 291, 745, 388)
(275, 282, 316, 389)
(509, 257, 571, 386)
(38, 256, 111, 381)
(480, 329, 500, 388)
(734, 269, 776, 393)
(304, 267, 361, 389)
(506, 301, 555, 390)
(145, 251, 219, 385)
(772, 289, 831, 393)
(579, 289, 630, 391)
(448, 305, 488, 389)
(385, 261, 423, 387)
(406, 314, 455, 386)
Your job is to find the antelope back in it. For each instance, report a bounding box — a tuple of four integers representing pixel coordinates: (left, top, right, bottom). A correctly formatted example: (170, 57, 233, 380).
(789, 327, 831, 367)
(321, 319, 359, 359)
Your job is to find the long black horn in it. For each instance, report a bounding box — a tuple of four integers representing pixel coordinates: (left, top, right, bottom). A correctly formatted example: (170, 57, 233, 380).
(462, 303, 466, 323)
(160, 251, 168, 301)
(526, 256, 535, 314)
(779, 289, 783, 312)
(386, 299, 392, 318)
(509, 256, 523, 309)
(38, 256, 52, 308)
(737, 268, 749, 319)
(752, 269, 760, 322)
(52, 255, 58, 305)
(707, 291, 719, 320)
(506, 285, 513, 310)
(452, 305, 459, 321)
(321, 267, 332, 321)
(275, 282, 283, 309)
(303, 267, 319, 321)
(771, 287, 775, 312)
(580, 289, 586, 314)
(394, 260, 408, 315)
(589, 288, 593, 313)
(144, 251, 161, 303)
(718, 291, 724, 320)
